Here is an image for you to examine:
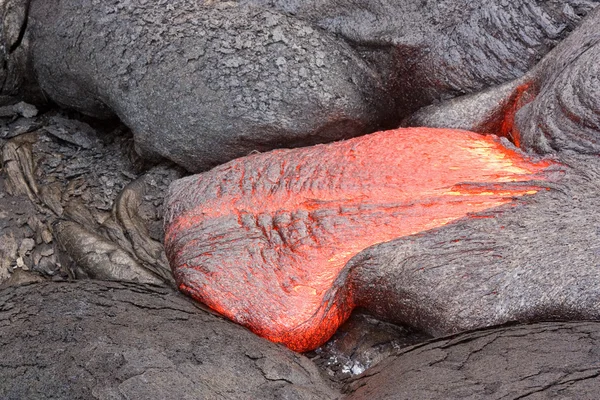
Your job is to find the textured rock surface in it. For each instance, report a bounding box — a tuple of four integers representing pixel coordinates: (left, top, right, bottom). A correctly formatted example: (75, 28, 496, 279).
(0, 0, 596, 171)
(247, 0, 599, 115)
(0, 112, 183, 287)
(385, 11, 600, 338)
(345, 322, 600, 399)
(0, 110, 428, 382)
(347, 152, 600, 336)
(0, 281, 339, 400)
(165, 127, 553, 351)
(515, 7, 600, 154)
(26, 0, 393, 172)
(406, 7, 600, 155)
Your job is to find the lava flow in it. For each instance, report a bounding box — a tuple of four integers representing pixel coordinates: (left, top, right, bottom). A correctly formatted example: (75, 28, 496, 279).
(164, 127, 554, 352)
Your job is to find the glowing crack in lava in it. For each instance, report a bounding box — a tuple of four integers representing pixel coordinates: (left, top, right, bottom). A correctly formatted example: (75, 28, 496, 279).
(164, 127, 554, 352)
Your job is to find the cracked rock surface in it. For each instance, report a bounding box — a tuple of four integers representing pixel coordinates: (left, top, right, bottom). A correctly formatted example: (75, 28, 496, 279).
(0, 281, 339, 400)
(345, 321, 600, 399)
(4, 282, 600, 400)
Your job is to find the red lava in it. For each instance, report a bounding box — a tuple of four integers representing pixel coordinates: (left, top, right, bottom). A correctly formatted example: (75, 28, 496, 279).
(499, 82, 537, 147)
(165, 127, 554, 352)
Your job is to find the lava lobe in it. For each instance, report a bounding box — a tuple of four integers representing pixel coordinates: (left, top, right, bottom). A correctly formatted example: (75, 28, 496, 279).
(164, 127, 553, 352)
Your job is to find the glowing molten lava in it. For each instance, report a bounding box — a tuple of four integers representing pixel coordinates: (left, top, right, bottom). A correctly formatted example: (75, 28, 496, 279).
(164, 127, 553, 352)
(499, 82, 537, 147)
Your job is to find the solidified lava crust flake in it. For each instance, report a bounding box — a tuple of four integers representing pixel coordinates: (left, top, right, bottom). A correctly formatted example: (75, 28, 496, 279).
(164, 127, 554, 352)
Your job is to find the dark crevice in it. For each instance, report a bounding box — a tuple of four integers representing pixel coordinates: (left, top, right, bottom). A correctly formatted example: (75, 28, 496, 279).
(8, 0, 31, 54)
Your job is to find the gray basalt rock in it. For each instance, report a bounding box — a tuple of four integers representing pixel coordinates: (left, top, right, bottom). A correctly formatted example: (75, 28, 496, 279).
(24, 0, 394, 172)
(345, 322, 600, 399)
(515, 7, 600, 154)
(346, 152, 600, 336)
(0, 281, 339, 400)
(247, 0, 599, 115)
(405, 6, 600, 155)
(374, 9, 600, 335)
(1, 0, 598, 171)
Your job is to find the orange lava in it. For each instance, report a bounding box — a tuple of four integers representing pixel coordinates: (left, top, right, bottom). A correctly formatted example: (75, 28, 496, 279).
(165, 127, 554, 352)
(499, 82, 536, 147)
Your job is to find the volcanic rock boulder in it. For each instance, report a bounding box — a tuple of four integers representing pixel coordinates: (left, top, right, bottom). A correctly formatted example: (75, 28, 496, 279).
(406, 6, 600, 155)
(345, 322, 600, 399)
(246, 0, 599, 115)
(165, 127, 554, 352)
(515, 7, 600, 155)
(21, 0, 394, 172)
(347, 152, 600, 336)
(0, 281, 338, 400)
(1, 0, 598, 170)
(383, 13, 600, 336)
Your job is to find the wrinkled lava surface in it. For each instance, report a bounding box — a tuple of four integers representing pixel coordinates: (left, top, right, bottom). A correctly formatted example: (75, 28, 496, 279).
(165, 127, 554, 351)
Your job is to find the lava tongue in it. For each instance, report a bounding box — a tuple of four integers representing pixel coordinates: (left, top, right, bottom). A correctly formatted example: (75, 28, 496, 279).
(164, 127, 553, 352)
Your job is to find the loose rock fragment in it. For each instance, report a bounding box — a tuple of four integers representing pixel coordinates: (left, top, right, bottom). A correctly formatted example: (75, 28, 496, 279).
(43, 116, 103, 150)
(112, 174, 175, 284)
(0, 268, 45, 289)
(0, 101, 38, 118)
(1, 136, 39, 200)
(17, 238, 34, 258)
(0, 234, 17, 282)
(39, 182, 64, 216)
(0, 117, 41, 139)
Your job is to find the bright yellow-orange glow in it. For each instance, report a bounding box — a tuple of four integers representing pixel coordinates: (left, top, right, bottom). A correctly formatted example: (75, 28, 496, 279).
(165, 127, 554, 352)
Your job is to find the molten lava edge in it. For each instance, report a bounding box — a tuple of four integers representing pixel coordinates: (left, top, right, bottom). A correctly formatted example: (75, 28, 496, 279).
(165, 127, 554, 352)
